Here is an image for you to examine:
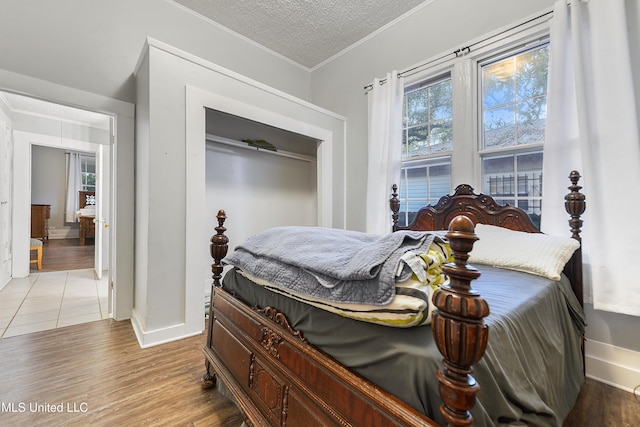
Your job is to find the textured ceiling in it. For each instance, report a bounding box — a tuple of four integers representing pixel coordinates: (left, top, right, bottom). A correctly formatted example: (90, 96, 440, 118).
(172, 0, 429, 69)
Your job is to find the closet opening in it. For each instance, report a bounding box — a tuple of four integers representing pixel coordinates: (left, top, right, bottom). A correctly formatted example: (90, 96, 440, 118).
(202, 108, 320, 310)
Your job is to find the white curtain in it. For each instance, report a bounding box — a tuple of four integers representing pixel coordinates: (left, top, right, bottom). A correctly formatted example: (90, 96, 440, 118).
(65, 152, 82, 223)
(366, 71, 404, 234)
(542, 0, 640, 315)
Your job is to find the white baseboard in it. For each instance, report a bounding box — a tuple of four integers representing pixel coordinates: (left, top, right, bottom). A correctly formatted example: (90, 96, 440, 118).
(47, 228, 79, 239)
(130, 308, 203, 348)
(585, 339, 640, 393)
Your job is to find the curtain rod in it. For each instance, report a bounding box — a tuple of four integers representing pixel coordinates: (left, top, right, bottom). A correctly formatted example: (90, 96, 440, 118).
(363, 9, 554, 92)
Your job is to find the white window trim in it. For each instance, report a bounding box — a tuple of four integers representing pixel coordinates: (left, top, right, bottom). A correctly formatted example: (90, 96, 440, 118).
(80, 153, 96, 192)
(400, 10, 552, 191)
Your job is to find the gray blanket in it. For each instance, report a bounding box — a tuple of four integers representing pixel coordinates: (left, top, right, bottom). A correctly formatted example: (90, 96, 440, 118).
(223, 226, 436, 305)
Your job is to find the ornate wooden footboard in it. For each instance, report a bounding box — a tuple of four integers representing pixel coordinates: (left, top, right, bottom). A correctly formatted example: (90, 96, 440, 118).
(202, 171, 585, 427)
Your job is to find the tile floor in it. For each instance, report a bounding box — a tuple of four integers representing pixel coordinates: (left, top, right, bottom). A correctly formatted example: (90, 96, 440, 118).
(0, 269, 109, 338)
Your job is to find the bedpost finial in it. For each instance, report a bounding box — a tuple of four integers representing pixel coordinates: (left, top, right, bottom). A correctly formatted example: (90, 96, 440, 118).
(216, 209, 227, 227)
(564, 171, 585, 241)
(211, 210, 229, 287)
(449, 215, 475, 233)
(564, 171, 585, 308)
(569, 170, 581, 186)
(445, 215, 480, 272)
(390, 184, 400, 232)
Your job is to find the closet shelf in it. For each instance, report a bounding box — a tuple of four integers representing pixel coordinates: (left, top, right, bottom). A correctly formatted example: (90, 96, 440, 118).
(205, 133, 316, 163)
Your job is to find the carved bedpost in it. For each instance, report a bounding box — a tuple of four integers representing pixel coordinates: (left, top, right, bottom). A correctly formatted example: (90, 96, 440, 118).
(203, 209, 229, 389)
(390, 184, 400, 232)
(210, 209, 229, 288)
(564, 171, 586, 306)
(431, 215, 489, 427)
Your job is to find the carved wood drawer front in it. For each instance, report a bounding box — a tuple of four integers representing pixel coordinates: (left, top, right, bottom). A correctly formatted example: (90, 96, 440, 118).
(285, 387, 335, 427)
(213, 316, 331, 424)
(248, 356, 287, 425)
(247, 348, 337, 426)
(215, 293, 261, 338)
(211, 320, 251, 391)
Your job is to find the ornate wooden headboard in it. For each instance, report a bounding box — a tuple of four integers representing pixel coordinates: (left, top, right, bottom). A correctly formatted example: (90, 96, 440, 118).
(79, 191, 96, 209)
(390, 184, 540, 233)
(389, 171, 586, 306)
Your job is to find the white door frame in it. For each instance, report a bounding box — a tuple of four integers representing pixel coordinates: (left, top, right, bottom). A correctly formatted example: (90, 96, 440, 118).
(12, 131, 108, 277)
(0, 117, 12, 288)
(94, 145, 103, 279)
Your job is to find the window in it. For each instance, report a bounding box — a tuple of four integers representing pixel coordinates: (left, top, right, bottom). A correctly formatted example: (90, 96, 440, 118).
(398, 77, 453, 226)
(80, 154, 96, 192)
(399, 160, 451, 226)
(480, 44, 548, 228)
(398, 18, 549, 228)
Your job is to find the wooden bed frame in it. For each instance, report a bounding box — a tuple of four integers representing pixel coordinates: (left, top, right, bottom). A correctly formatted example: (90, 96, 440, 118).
(202, 171, 585, 427)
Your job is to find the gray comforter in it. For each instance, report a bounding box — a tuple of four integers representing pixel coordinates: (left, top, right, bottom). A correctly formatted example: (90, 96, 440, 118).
(223, 226, 436, 305)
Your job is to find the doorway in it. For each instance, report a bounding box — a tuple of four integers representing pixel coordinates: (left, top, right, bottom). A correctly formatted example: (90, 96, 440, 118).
(0, 91, 113, 337)
(30, 145, 98, 273)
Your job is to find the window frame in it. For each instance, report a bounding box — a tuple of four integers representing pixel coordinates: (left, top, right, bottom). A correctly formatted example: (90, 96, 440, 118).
(399, 13, 551, 198)
(80, 153, 96, 192)
(398, 155, 452, 226)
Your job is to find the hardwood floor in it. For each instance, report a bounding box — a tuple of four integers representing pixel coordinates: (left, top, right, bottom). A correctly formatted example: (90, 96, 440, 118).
(564, 377, 640, 427)
(0, 319, 244, 426)
(0, 318, 637, 426)
(31, 238, 94, 273)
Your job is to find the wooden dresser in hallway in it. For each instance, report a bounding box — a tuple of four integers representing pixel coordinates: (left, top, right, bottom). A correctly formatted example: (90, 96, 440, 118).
(30, 204, 50, 240)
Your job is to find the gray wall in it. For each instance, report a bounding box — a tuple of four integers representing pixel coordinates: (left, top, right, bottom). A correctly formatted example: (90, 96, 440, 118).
(31, 146, 67, 230)
(0, 0, 311, 104)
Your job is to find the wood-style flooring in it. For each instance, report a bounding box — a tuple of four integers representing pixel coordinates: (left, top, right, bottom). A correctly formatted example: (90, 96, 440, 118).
(564, 377, 640, 427)
(31, 238, 94, 272)
(0, 319, 244, 426)
(0, 318, 637, 426)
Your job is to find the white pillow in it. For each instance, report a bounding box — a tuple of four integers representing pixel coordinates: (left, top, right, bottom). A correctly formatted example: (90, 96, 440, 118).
(468, 223, 580, 281)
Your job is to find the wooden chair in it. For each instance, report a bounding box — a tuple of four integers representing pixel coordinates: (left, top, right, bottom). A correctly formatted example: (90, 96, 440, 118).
(30, 238, 43, 270)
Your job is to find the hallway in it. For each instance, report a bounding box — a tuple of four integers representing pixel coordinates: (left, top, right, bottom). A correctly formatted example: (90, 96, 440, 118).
(0, 269, 109, 338)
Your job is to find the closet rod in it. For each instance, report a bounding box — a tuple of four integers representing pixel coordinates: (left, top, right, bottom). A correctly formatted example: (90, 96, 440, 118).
(205, 133, 317, 163)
